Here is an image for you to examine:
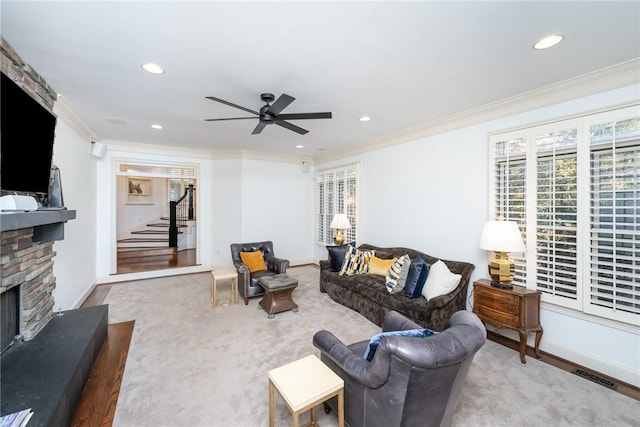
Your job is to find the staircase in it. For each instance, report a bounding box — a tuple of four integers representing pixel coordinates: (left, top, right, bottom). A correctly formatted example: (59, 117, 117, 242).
(117, 218, 186, 265)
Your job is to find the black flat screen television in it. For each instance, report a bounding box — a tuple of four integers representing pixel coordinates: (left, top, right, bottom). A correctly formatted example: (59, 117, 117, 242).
(1, 72, 57, 195)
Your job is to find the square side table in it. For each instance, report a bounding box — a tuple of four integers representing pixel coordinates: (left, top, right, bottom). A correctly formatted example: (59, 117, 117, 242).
(210, 268, 238, 308)
(269, 354, 344, 427)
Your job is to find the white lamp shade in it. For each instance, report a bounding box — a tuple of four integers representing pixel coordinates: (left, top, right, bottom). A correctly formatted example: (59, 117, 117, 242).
(330, 213, 352, 229)
(479, 220, 525, 253)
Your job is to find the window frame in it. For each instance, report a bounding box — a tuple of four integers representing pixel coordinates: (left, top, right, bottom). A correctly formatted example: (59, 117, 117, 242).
(315, 163, 359, 246)
(489, 105, 639, 325)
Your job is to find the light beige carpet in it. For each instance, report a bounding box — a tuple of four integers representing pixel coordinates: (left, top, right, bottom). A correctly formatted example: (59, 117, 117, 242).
(103, 266, 639, 427)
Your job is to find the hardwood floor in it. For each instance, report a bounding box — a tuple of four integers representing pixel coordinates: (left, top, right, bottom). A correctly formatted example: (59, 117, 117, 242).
(72, 285, 132, 427)
(116, 248, 197, 274)
(70, 321, 134, 427)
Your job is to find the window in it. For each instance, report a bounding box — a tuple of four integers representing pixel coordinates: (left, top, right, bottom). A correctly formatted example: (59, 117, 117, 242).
(490, 106, 639, 325)
(316, 164, 358, 245)
(167, 168, 196, 202)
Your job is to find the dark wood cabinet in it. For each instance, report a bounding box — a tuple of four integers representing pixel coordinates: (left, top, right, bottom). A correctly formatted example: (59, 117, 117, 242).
(473, 279, 543, 364)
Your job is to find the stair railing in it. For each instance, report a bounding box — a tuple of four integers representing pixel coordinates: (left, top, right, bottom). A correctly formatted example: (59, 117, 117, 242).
(169, 184, 196, 248)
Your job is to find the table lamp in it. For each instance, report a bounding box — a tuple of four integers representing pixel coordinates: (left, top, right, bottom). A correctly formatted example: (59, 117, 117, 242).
(330, 213, 351, 245)
(478, 218, 525, 288)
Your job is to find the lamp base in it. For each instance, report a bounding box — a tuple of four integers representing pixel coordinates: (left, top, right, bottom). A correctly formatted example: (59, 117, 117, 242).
(488, 252, 516, 288)
(333, 229, 346, 246)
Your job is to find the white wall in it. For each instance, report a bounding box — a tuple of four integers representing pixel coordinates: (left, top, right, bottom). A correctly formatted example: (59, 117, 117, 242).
(115, 175, 168, 237)
(50, 120, 98, 310)
(315, 84, 640, 386)
(239, 159, 315, 265)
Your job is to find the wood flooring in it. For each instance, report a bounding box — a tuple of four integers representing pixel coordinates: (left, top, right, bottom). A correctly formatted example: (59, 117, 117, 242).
(116, 248, 197, 274)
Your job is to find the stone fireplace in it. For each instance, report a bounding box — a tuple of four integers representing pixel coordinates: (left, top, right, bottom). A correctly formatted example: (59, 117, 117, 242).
(0, 228, 57, 352)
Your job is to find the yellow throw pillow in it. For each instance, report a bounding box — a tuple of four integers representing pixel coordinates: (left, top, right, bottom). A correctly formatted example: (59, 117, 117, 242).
(240, 250, 267, 273)
(368, 255, 397, 276)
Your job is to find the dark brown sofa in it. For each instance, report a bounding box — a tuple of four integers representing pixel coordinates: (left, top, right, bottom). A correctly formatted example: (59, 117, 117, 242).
(319, 244, 475, 331)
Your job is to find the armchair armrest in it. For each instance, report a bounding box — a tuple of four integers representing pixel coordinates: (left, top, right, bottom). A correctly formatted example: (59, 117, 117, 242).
(233, 261, 249, 276)
(313, 330, 388, 389)
(267, 256, 289, 273)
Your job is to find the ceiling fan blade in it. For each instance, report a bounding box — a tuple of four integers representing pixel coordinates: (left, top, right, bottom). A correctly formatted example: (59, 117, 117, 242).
(252, 122, 267, 135)
(276, 112, 332, 120)
(204, 117, 256, 121)
(275, 120, 308, 135)
(267, 93, 295, 116)
(206, 96, 259, 116)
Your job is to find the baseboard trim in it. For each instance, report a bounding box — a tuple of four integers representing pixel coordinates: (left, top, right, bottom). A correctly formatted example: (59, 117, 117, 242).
(486, 331, 640, 401)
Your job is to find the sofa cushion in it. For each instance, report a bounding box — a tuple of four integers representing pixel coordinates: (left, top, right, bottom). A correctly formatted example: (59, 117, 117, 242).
(326, 242, 354, 272)
(363, 328, 438, 361)
(385, 254, 411, 293)
(368, 255, 397, 276)
(422, 260, 461, 301)
(240, 250, 267, 273)
(404, 257, 430, 299)
(340, 245, 373, 276)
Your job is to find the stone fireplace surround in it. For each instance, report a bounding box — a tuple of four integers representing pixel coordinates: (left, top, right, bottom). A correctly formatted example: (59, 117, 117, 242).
(1, 39, 108, 426)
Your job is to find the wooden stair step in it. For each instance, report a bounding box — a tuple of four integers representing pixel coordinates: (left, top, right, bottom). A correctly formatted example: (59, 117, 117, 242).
(131, 230, 183, 235)
(117, 247, 176, 259)
(146, 222, 187, 228)
(117, 237, 169, 244)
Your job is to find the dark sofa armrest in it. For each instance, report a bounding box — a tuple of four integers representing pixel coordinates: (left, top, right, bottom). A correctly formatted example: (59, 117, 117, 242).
(313, 330, 388, 389)
(233, 261, 250, 289)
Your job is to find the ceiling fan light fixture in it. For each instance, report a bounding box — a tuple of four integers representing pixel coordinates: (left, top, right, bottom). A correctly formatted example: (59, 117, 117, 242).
(296, 145, 304, 149)
(360, 116, 371, 122)
(141, 63, 165, 74)
(533, 34, 564, 50)
(151, 124, 163, 130)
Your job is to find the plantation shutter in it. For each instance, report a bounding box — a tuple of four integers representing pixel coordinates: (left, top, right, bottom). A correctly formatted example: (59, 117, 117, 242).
(587, 115, 640, 320)
(316, 164, 358, 245)
(492, 134, 527, 286)
(535, 126, 580, 306)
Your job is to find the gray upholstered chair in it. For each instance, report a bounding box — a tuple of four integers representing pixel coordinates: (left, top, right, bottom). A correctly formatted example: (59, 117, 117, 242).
(313, 310, 486, 427)
(230, 241, 289, 305)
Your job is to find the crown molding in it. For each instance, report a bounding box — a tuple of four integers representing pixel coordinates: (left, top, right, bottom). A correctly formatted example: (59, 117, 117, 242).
(314, 59, 640, 164)
(53, 97, 99, 142)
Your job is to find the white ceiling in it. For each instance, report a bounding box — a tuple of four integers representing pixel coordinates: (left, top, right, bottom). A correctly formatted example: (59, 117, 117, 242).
(2, 1, 639, 162)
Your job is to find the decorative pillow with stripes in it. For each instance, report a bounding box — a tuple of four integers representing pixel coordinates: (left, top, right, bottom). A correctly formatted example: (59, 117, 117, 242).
(385, 254, 411, 293)
(339, 245, 373, 276)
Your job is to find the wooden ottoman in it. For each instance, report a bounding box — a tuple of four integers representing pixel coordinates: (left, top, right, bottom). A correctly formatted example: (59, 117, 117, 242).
(258, 274, 299, 319)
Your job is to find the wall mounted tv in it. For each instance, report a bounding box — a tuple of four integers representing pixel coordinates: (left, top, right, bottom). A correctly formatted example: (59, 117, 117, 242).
(1, 72, 57, 196)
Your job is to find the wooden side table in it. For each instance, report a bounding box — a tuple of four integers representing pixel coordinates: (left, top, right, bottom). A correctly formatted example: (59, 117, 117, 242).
(269, 355, 344, 427)
(473, 279, 543, 364)
(210, 268, 238, 308)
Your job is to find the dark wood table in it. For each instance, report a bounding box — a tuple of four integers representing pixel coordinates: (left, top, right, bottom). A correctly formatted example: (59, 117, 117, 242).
(473, 279, 543, 363)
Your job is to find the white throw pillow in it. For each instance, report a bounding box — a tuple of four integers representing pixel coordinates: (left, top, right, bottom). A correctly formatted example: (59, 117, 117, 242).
(421, 260, 461, 301)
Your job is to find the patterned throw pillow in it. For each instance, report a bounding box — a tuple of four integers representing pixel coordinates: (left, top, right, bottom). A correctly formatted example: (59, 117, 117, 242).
(339, 245, 373, 276)
(385, 254, 411, 293)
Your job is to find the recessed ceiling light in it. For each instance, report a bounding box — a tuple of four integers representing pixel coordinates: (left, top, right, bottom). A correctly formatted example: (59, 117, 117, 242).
(360, 116, 371, 122)
(141, 63, 165, 74)
(296, 145, 304, 149)
(533, 34, 564, 50)
(151, 124, 163, 130)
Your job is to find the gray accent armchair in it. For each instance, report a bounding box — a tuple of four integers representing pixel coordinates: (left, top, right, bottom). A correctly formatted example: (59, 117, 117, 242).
(313, 310, 486, 427)
(230, 241, 289, 305)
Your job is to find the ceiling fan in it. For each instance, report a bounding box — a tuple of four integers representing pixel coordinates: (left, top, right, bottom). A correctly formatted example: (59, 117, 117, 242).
(205, 93, 332, 135)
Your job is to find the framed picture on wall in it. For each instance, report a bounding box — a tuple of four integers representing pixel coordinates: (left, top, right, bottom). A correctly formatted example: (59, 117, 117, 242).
(126, 177, 153, 204)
